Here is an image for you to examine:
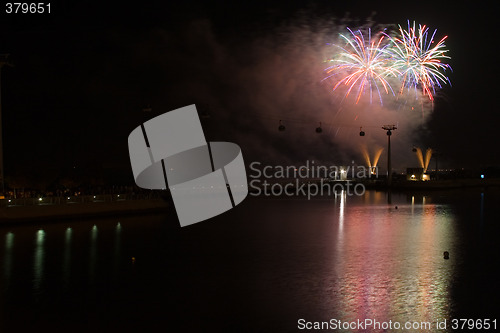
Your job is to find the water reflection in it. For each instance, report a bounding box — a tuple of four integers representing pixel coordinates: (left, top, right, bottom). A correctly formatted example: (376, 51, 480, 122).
(331, 192, 455, 330)
(33, 229, 45, 292)
(89, 225, 98, 282)
(4, 232, 14, 287)
(114, 222, 121, 274)
(480, 192, 484, 225)
(336, 190, 346, 255)
(63, 227, 72, 287)
(0, 191, 495, 331)
(338, 190, 345, 231)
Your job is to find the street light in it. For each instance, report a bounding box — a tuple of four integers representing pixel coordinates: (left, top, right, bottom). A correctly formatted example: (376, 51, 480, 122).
(382, 125, 397, 186)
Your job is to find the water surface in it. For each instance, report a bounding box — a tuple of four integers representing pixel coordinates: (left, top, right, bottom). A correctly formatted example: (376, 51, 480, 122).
(1, 189, 499, 332)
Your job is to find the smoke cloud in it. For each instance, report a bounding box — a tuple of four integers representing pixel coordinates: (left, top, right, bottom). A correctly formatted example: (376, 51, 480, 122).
(131, 15, 443, 173)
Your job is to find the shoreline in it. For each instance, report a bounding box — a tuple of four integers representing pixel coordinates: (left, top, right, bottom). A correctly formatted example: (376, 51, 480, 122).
(248, 178, 500, 195)
(2, 179, 498, 225)
(0, 199, 170, 225)
(364, 178, 500, 190)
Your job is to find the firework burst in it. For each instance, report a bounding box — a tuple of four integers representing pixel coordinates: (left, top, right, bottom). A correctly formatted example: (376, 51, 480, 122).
(325, 21, 451, 104)
(387, 21, 451, 101)
(324, 28, 397, 104)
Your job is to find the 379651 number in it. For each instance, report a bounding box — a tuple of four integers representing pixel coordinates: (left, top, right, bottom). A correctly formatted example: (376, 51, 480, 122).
(5, 3, 51, 14)
(451, 319, 497, 330)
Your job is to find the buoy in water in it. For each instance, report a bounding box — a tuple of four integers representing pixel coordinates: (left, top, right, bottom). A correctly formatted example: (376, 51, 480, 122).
(443, 251, 449, 259)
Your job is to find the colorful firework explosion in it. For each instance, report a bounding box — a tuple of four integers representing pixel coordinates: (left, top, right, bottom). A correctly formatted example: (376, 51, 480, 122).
(324, 28, 397, 104)
(325, 21, 451, 103)
(388, 21, 451, 101)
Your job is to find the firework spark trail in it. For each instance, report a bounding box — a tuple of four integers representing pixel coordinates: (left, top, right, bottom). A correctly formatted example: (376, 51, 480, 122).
(324, 28, 397, 104)
(387, 21, 451, 101)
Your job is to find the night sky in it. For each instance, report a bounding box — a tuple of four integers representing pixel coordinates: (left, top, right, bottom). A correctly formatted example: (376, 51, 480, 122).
(0, 1, 497, 187)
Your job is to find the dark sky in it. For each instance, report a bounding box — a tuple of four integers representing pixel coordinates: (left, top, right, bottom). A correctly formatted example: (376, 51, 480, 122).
(0, 1, 497, 185)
